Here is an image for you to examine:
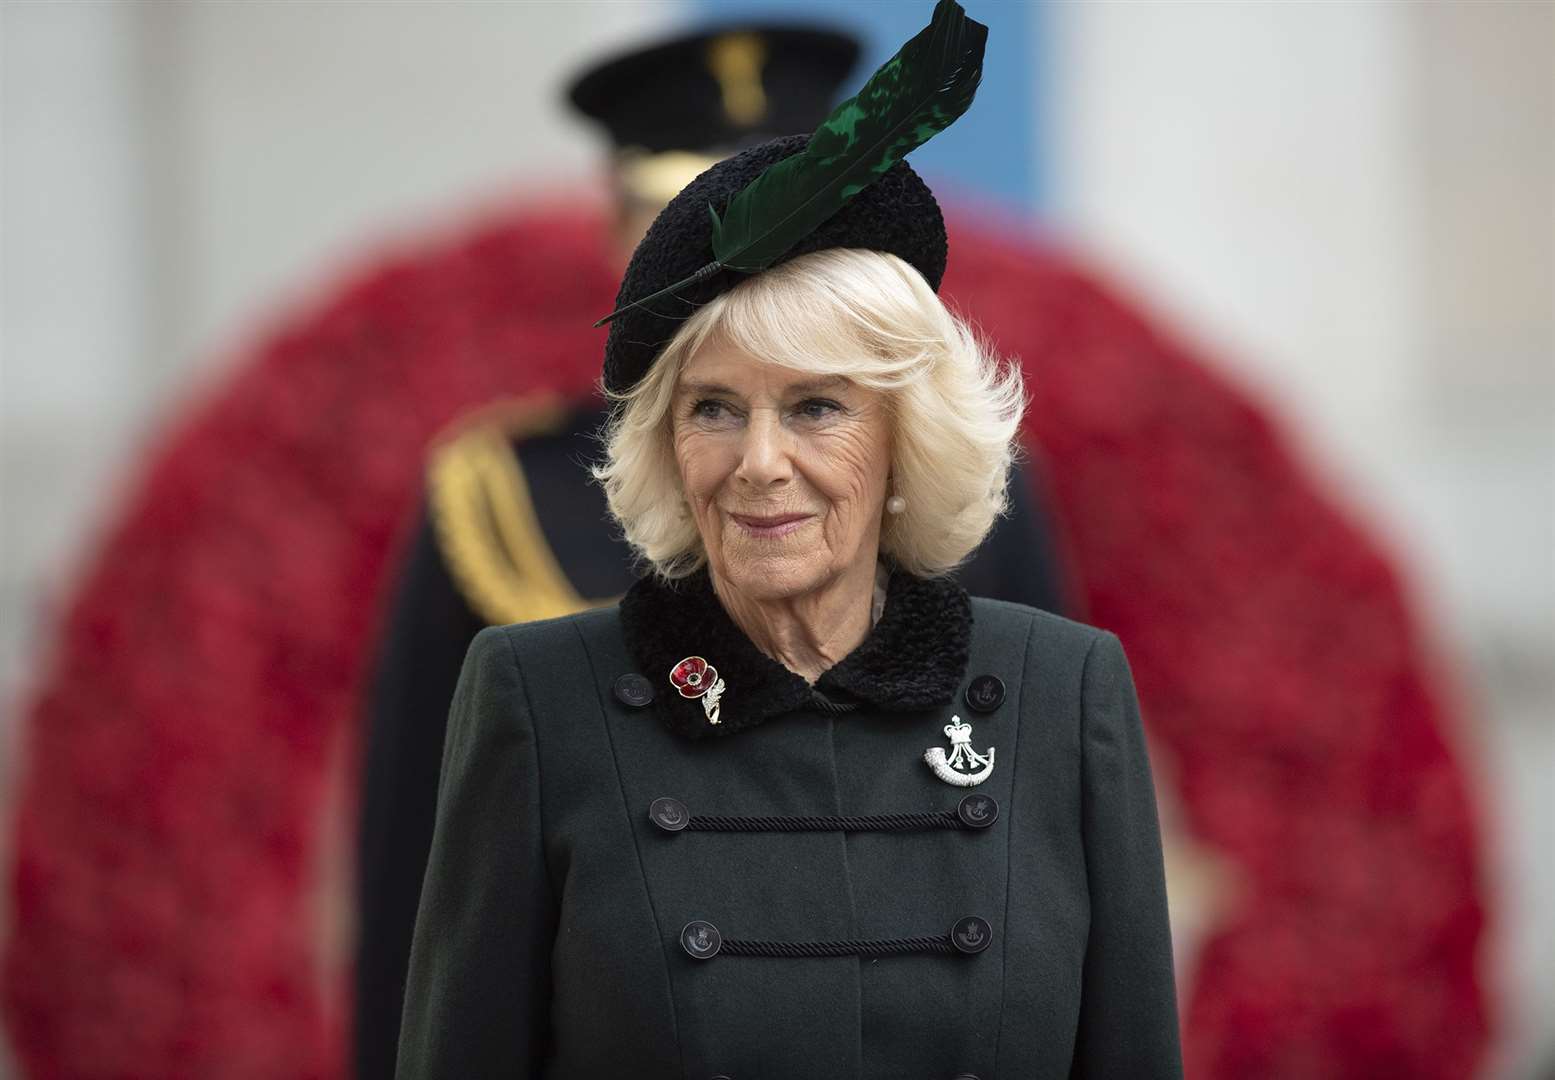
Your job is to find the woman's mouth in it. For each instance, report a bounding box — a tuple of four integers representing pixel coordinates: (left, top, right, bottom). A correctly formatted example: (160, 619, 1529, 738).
(730, 512, 813, 539)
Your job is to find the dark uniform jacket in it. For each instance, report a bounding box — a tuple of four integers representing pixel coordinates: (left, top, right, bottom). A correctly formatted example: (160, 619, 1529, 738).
(356, 405, 1073, 1079)
(394, 565, 1182, 1079)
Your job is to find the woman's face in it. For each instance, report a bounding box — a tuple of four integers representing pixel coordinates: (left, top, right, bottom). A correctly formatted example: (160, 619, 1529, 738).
(672, 337, 893, 602)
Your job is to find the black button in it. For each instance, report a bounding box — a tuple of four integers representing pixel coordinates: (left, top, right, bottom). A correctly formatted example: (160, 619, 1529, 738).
(951, 1074, 981, 1080)
(649, 796, 690, 832)
(613, 672, 655, 707)
(951, 915, 992, 955)
(956, 793, 999, 829)
(681, 920, 722, 960)
(965, 674, 1005, 712)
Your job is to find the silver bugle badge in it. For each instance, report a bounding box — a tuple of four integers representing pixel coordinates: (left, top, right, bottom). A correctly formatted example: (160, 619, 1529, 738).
(924, 715, 995, 787)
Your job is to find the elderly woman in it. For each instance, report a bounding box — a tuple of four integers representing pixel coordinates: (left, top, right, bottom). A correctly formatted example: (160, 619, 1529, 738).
(396, 7, 1180, 1078)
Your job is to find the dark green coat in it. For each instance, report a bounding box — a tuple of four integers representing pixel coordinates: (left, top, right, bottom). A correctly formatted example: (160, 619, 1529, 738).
(396, 570, 1181, 1079)
(358, 409, 1071, 1079)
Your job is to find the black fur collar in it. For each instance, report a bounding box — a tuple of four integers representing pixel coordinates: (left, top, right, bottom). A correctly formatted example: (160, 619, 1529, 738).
(618, 564, 972, 741)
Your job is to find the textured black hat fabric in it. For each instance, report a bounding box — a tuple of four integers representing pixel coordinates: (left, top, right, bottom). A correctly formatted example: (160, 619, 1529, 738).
(566, 26, 859, 155)
(602, 134, 948, 395)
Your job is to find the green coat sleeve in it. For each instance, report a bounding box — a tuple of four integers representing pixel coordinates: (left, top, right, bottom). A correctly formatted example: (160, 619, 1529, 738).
(1070, 631, 1184, 1078)
(395, 626, 556, 1078)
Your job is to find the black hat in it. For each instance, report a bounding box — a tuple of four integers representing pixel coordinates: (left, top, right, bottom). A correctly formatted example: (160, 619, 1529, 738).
(601, 135, 947, 396)
(566, 25, 861, 155)
(598, 0, 985, 396)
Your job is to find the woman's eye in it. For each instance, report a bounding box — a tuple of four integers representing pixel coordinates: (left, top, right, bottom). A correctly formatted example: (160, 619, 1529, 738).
(794, 398, 842, 421)
(691, 398, 730, 421)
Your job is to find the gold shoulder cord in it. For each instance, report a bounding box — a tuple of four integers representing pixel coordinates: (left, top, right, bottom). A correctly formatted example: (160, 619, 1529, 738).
(426, 399, 617, 627)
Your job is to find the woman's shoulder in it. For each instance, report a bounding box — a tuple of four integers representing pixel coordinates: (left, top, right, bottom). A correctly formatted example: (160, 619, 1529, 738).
(473, 605, 624, 665)
(966, 597, 1131, 723)
(967, 595, 1113, 661)
(495, 605, 623, 643)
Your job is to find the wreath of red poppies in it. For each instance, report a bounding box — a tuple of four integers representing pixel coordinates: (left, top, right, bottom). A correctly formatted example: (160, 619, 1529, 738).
(2, 203, 1487, 1078)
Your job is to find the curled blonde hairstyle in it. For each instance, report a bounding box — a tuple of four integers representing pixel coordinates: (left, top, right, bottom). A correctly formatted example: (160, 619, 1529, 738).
(593, 248, 1025, 580)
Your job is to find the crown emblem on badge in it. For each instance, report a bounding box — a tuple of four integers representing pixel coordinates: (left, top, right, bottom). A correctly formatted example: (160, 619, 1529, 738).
(924, 714, 995, 787)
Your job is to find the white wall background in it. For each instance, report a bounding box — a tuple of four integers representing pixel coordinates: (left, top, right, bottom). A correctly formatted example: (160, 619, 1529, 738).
(3, 1, 1550, 1076)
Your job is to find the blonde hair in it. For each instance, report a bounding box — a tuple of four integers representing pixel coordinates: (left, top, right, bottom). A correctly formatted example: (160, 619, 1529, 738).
(593, 248, 1025, 580)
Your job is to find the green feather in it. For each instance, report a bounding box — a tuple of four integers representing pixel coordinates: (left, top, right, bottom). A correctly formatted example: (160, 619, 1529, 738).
(711, 0, 986, 272)
(594, 0, 987, 328)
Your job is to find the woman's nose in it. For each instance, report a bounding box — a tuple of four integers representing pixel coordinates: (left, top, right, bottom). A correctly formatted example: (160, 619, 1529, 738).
(733, 411, 792, 489)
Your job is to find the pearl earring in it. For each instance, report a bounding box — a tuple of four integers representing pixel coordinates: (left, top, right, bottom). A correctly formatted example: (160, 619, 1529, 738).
(886, 494, 907, 515)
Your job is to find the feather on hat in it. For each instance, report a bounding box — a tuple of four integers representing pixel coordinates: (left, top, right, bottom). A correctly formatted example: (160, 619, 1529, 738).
(600, 0, 988, 395)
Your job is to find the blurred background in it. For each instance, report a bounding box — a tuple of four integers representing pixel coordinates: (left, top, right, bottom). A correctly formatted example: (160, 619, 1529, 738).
(2, 1, 1549, 1077)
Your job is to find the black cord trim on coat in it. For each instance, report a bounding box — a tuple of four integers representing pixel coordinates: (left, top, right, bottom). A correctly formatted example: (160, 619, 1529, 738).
(681, 916, 992, 961)
(720, 935, 956, 958)
(685, 810, 962, 833)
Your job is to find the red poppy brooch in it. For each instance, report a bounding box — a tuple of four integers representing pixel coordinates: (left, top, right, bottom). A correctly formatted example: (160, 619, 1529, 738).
(669, 655, 725, 725)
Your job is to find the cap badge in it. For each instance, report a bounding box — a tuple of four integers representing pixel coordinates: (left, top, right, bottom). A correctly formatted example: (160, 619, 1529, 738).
(925, 715, 995, 787)
(669, 655, 725, 725)
(707, 32, 768, 127)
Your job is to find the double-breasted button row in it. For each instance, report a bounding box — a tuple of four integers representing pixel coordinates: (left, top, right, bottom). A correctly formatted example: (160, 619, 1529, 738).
(649, 796, 690, 832)
(950, 915, 992, 954)
(648, 793, 998, 833)
(613, 672, 655, 707)
(679, 915, 993, 960)
(964, 673, 1005, 712)
(956, 792, 998, 828)
(681, 920, 723, 959)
